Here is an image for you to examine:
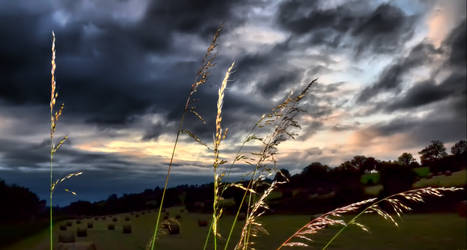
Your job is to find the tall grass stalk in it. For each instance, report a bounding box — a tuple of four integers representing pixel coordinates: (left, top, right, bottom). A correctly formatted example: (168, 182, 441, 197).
(211, 61, 235, 250)
(49, 30, 57, 250)
(49, 31, 78, 250)
(202, 115, 267, 250)
(149, 26, 222, 250)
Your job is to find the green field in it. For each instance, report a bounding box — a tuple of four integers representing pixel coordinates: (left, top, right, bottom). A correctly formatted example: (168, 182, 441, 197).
(414, 169, 467, 188)
(364, 169, 467, 196)
(361, 173, 380, 185)
(5, 207, 466, 250)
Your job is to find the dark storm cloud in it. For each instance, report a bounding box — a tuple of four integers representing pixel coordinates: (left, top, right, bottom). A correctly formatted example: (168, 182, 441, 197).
(443, 20, 466, 68)
(0, 0, 246, 128)
(384, 71, 465, 112)
(276, 1, 416, 56)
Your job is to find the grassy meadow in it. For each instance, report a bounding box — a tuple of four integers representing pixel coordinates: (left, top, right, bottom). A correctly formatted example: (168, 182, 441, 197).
(5, 207, 466, 250)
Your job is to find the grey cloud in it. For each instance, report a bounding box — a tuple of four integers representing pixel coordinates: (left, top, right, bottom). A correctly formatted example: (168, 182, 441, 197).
(357, 42, 440, 103)
(277, 1, 417, 56)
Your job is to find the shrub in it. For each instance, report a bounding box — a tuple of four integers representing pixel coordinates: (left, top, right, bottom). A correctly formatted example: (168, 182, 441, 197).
(380, 162, 417, 196)
(124, 217, 130, 221)
(175, 214, 181, 219)
(87, 222, 93, 229)
(59, 225, 67, 231)
(66, 221, 72, 227)
(107, 224, 115, 230)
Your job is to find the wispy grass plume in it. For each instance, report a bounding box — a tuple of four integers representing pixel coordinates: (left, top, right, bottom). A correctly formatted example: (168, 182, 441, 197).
(222, 79, 317, 250)
(277, 186, 463, 249)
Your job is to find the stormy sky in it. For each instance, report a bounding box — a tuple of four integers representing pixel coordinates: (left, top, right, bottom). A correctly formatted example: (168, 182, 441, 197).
(0, 0, 465, 205)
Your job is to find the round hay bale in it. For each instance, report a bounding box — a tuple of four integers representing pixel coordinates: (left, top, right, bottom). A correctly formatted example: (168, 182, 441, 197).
(60, 225, 67, 231)
(167, 223, 180, 235)
(107, 224, 115, 230)
(58, 231, 75, 243)
(112, 217, 118, 222)
(162, 218, 180, 235)
(76, 227, 87, 237)
(135, 214, 139, 218)
(66, 221, 73, 227)
(198, 219, 208, 227)
(87, 222, 93, 229)
(123, 224, 132, 234)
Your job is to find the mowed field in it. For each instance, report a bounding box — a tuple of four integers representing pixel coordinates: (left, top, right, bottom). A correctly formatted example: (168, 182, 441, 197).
(5, 207, 466, 250)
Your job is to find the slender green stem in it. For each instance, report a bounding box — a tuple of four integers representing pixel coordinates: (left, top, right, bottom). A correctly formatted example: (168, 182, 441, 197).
(223, 168, 258, 250)
(203, 221, 213, 250)
(213, 172, 218, 250)
(244, 192, 254, 248)
(49, 153, 53, 250)
(150, 114, 185, 250)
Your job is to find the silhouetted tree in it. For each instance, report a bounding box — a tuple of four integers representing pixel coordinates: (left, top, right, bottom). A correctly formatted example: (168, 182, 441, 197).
(0, 180, 45, 222)
(451, 140, 467, 156)
(379, 161, 417, 196)
(419, 140, 448, 166)
(301, 162, 329, 178)
(274, 168, 291, 182)
(331, 162, 365, 203)
(337, 156, 378, 174)
(397, 152, 418, 168)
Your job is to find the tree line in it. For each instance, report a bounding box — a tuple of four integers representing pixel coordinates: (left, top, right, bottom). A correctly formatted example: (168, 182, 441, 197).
(1, 140, 465, 220)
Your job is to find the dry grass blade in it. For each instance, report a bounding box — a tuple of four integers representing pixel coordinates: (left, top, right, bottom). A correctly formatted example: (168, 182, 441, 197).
(180, 129, 212, 150)
(51, 171, 83, 192)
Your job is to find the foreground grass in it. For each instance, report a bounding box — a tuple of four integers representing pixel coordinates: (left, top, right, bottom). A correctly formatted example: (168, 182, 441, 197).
(4, 207, 466, 250)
